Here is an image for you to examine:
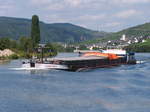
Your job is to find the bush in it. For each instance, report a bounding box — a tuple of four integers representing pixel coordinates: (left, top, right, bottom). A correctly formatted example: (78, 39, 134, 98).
(8, 54, 19, 59)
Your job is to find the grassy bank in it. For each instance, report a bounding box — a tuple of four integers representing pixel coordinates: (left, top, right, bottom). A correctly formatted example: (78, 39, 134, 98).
(125, 39, 150, 52)
(0, 54, 19, 60)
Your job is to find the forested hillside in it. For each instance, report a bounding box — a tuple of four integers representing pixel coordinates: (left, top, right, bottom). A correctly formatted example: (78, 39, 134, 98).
(0, 17, 108, 43)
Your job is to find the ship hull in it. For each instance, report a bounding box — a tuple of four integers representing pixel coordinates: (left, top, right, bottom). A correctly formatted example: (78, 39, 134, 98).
(62, 57, 128, 71)
(21, 52, 136, 72)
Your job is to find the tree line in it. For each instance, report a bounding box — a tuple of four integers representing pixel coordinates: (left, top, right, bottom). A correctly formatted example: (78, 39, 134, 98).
(0, 15, 57, 58)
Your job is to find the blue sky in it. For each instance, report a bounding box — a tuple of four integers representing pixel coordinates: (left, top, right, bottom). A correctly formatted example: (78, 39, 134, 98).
(0, 0, 150, 32)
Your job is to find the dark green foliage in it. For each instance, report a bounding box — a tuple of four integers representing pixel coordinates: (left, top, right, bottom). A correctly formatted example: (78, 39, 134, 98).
(93, 47, 100, 50)
(50, 43, 65, 52)
(0, 37, 11, 50)
(0, 17, 108, 43)
(8, 54, 19, 59)
(31, 15, 40, 47)
(0, 37, 33, 58)
(45, 43, 57, 52)
(0, 37, 18, 50)
(9, 40, 18, 49)
(45, 43, 57, 56)
(65, 47, 76, 52)
(79, 45, 89, 50)
(0, 38, 19, 59)
(0, 37, 58, 58)
(19, 37, 33, 53)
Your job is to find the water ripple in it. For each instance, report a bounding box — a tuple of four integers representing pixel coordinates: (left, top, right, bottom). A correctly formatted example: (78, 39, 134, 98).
(0, 53, 150, 112)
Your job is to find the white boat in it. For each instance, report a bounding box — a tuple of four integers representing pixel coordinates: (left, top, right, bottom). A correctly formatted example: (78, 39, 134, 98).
(22, 62, 68, 70)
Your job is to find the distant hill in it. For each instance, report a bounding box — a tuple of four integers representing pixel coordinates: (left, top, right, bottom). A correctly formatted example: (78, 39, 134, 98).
(81, 22, 150, 44)
(0, 17, 108, 43)
(105, 22, 150, 40)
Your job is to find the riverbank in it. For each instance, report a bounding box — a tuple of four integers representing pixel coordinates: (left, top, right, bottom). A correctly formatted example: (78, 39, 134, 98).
(0, 49, 14, 57)
(0, 49, 19, 60)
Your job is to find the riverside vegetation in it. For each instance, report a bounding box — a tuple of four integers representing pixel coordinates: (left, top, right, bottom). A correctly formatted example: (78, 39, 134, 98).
(0, 37, 58, 59)
(0, 15, 57, 60)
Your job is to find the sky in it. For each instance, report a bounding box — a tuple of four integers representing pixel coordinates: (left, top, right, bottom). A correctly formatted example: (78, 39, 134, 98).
(0, 0, 150, 32)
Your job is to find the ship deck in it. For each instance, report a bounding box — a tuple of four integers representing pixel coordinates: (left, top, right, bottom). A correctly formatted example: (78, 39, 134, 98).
(48, 56, 107, 62)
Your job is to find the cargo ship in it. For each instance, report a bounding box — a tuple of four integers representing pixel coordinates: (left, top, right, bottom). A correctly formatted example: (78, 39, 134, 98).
(22, 49, 136, 71)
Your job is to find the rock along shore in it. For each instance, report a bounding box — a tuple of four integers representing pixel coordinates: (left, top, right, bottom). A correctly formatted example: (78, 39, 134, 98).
(0, 49, 14, 57)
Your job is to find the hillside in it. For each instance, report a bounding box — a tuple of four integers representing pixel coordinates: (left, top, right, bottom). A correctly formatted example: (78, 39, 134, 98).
(82, 22, 150, 44)
(0, 17, 108, 43)
(125, 39, 150, 52)
(106, 22, 150, 40)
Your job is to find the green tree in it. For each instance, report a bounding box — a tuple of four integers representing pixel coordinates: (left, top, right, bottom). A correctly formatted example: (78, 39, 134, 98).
(31, 15, 40, 47)
(65, 47, 76, 52)
(0, 38, 11, 50)
(51, 43, 65, 52)
(45, 43, 57, 55)
(9, 40, 18, 50)
(93, 47, 100, 50)
(79, 45, 88, 50)
(19, 37, 33, 53)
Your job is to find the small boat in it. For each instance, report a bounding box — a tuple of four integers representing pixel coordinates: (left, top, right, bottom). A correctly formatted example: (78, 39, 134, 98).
(22, 47, 136, 71)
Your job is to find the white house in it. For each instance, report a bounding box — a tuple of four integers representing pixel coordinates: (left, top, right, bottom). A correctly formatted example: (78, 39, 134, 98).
(120, 34, 126, 41)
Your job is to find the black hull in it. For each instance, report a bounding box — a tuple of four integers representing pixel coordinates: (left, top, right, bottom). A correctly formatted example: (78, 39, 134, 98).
(62, 57, 133, 72)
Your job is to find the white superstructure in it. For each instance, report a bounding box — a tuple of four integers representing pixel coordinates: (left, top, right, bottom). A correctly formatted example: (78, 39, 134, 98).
(21, 63, 68, 70)
(102, 49, 127, 55)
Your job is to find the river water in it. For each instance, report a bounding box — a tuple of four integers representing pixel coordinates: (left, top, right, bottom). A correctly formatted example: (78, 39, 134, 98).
(0, 53, 150, 112)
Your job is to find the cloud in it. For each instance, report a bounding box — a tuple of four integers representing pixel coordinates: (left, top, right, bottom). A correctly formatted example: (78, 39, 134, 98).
(0, 1, 14, 9)
(44, 13, 107, 24)
(44, 14, 69, 23)
(30, 0, 107, 10)
(31, 0, 51, 5)
(77, 14, 106, 21)
(112, 0, 150, 4)
(103, 22, 122, 28)
(0, 1, 15, 15)
(115, 9, 139, 19)
(31, 0, 65, 11)
(30, 0, 150, 13)
(30, 0, 150, 8)
(64, 0, 82, 7)
(46, 3, 65, 11)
